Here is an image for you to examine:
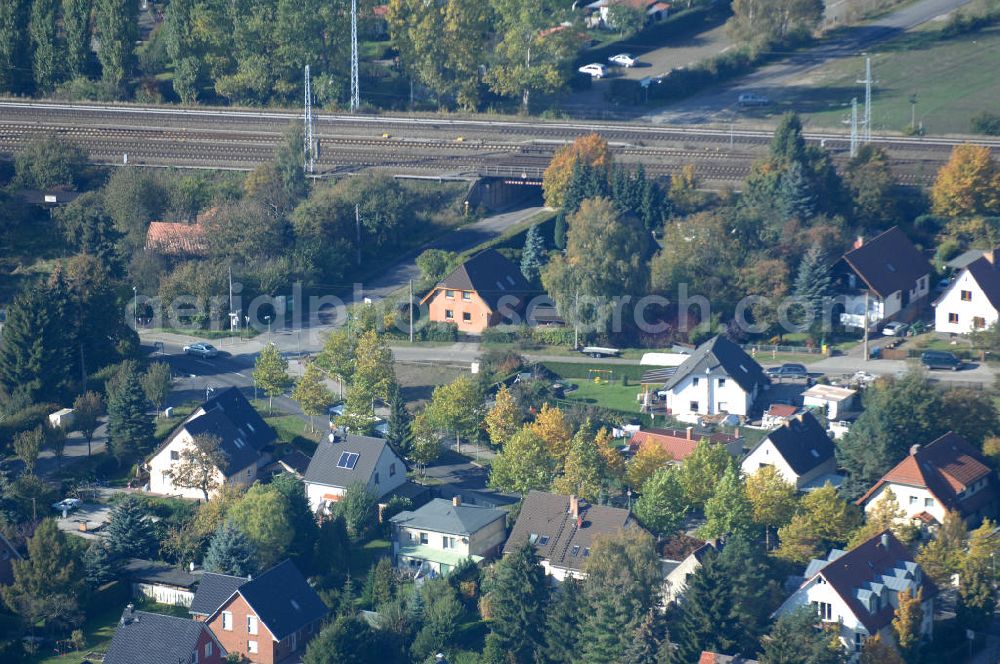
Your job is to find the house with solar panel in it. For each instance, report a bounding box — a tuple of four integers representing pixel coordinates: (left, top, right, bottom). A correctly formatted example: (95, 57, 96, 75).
(303, 432, 407, 512)
(147, 388, 275, 500)
(773, 530, 935, 659)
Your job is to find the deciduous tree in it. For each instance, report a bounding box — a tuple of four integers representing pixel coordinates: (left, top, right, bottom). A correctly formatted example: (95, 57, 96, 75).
(0, 0, 32, 95)
(892, 587, 923, 660)
(293, 363, 335, 433)
(528, 403, 572, 465)
(141, 362, 172, 416)
(553, 420, 607, 502)
(13, 426, 43, 475)
(775, 483, 863, 563)
(627, 439, 672, 489)
(62, 0, 92, 79)
(679, 440, 733, 508)
(489, 427, 556, 495)
(166, 433, 228, 501)
(634, 466, 688, 537)
(746, 465, 798, 548)
(228, 483, 295, 570)
(957, 518, 997, 631)
(916, 510, 966, 586)
(254, 342, 291, 414)
(29, 0, 61, 91)
(485, 384, 521, 448)
(425, 374, 485, 452)
(353, 330, 397, 403)
(701, 464, 756, 541)
(542, 134, 612, 209)
(94, 0, 138, 92)
(849, 488, 915, 547)
(931, 144, 1000, 218)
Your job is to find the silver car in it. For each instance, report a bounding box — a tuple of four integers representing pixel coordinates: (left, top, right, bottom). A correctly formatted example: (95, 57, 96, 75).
(183, 343, 219, 358)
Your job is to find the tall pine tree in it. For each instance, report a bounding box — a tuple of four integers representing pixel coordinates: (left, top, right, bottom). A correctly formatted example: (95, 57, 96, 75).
(204, 523, 259, 577)
(520, 224, 546, 284)
(778, 160, 816, 220)
(105, 494, 156, 560)
(106, 360, 154, 462)
(485, 541, 549, 663)
(386, 383, 413, 457)
(794, 243, 832, 328)
(543, 577, 583, 664)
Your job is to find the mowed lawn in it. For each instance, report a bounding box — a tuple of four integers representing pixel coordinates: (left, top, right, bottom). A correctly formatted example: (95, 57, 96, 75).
(786, 24, 1000, 136)
(562, 379, 643, 414)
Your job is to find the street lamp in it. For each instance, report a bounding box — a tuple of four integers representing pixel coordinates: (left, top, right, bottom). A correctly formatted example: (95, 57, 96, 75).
(265, 315, 272, 338)
(132, 286, 138, 329)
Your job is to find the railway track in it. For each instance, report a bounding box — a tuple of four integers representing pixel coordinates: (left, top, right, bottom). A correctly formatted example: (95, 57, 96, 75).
(0, 99, 968, 186)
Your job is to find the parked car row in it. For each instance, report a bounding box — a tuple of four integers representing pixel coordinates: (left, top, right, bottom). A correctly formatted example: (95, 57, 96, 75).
(578, 54, 640, 79)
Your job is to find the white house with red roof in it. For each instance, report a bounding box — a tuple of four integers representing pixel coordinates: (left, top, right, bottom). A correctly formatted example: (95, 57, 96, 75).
(933, 249, 1000, 334)
(773, 531, 935, 659)
(856, 432, 996, 527)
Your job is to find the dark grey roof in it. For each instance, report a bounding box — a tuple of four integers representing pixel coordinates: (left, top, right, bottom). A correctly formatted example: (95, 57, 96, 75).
(235, 560, 328, 641)
(662, 335, 769, 394)
(503, 491, 639, 573)
(105, 608, 216, 664)
(390, 498, 506, 536)
(154, 387, 275, 476)
(754, 411, 835, 476)
(123, 559, 199, 589)
(964, 256, 1000, 311)
(841, 226, 932, 298)
(304, 434, 401, 493)
(188, 572, 247, 616)
(433, 248, 532, 312)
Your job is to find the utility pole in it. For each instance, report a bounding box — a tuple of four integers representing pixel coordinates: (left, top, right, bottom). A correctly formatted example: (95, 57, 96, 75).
(857, 56, 874, 144)
(355, 204, 362, 265)
(573, 287, 580, 350)
(409, 279, 414, 343)
(909, 93, 918, 133)
(350, 0, 359, 112)
(304, 65, 314, 173)
(863, 290, 870, 362)
(850, 97, 859, 158)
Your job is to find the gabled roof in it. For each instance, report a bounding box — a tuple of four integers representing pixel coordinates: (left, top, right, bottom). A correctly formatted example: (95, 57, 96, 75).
(153, 387, 275, 477)
(421, 249, 532, 312)
(958, 255, 1000, 311)
(503, 491, 638, 573)
(390, 498, 506, 536)
(857, 432, 995, 514)
(752, 412, 835, 476)
(189, 571, 248, 617)
(765, 404, 798, 419)
(123, 558, 199, 589)
(105, 608, 221, 664)
(806, 530, 936, 634)
(628, 427, 738, 461)
(840, 226, 932, 298)
(304, 434, 401, 493)
(225, 560, 328, 641)
(145, 222, 208, 256)
(662, 335, 769, 394)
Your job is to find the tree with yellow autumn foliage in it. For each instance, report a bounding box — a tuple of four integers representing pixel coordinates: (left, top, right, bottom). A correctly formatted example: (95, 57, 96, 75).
(528, 403, 573, 467)
(542, 133, 612, 208)
(485, 384, 521, 448)
(626, 440, 672, 489)
(930, 144, 1000, 218)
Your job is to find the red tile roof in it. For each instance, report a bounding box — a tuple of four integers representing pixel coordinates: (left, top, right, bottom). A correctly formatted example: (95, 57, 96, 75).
(145, 222, 208, 256)
(628, 428, 737, 461)
(766, 404, 798, 418)
(857, 432, 994, 515)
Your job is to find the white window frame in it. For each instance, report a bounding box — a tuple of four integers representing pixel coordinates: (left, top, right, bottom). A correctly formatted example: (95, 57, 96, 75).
(248, 640, 258, 654)
(221, 611, 233, 631)
(248, 614, 258, 635)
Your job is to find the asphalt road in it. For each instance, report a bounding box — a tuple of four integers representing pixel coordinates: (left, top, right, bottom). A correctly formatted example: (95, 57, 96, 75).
(644, 0, 974, 125)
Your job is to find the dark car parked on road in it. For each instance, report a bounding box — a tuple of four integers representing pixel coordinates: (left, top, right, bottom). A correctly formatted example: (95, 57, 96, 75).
(766, 363, 809, 378)
(921, 350, 963, 371)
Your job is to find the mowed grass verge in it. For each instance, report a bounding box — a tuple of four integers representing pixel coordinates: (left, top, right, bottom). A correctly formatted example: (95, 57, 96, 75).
(785, 23, 1000, 136)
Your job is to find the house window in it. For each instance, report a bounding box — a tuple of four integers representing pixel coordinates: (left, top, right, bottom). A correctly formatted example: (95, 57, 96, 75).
(692, 377, 700, 386)
(248, 640, 258, 654)
(961, 290, 973, 301)
(390, 463, 396, 477)
(374, 472, 380, 485)
(949, 313, 959, 324)
(909, 496, 918, 505)
(445, 309, 454, 320)
(854, 633, 863, 650)
(443, 536, 456, 549)
(248, 615, 258, 635)
(205, 642, 213, 658)
(462, 292, 472, 301)
(813, 601, 832, 620)
(718, 378, 726, 388)
(689, 401, 699, 412)
(462, 312, 472, 322)
(420, 532, 428, 545)
(445, 290, 455, 299)
(974, 317, 986, 329)
(925, 497, 934, 507)
(170, 450, 179, 461)
(221, 611, 233, 631)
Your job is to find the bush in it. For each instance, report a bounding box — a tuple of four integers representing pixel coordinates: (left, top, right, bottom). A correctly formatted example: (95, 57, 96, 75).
(419, 321, 458, 342)
(971, 111, 1000, 136)
(481, 325, 575, 347)
(0, 403, 59, 453)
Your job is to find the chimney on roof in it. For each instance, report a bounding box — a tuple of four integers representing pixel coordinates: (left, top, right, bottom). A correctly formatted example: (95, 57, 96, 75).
(880, 532, 890, 549)
(686, 426, 693, 440)
(854, 236, 864, 249)
(987, 248, 1000, 267)
(452, 495, 462, 507)
(910, 444, 921, 456)
(734, 426, 740, 438)
(569, 495, 579, 520)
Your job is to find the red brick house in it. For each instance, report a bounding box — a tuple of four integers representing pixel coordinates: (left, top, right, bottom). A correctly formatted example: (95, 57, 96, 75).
(190, 560, 328, 664)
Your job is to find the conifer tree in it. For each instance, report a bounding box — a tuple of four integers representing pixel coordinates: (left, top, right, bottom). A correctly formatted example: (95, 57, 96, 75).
(760, 606, 844, 664)
(204, 522, 258, 577)
(794, 243, 832, 326)
(543, 577, 583, 664)
(0, 283, 75, 402)
(622, 608, 668, 664)
(106, 360, 154, 462)
(554, 213, 567, 250)
(520, 224, 546, 283)
(385, 383, 413, 457)
(485, 541, 548, 663)
(271, 472, 319, 569)
(2, 520, 85, 631)
(770, 112, 806, 165)
(105, 494, 156, 560)
(778, 160, 816, 220)
(83, 540, 120, 586)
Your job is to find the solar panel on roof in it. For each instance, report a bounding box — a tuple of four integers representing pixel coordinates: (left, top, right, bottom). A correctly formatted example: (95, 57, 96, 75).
(336, 451, 351, 468)
(344, 452, 359, 469)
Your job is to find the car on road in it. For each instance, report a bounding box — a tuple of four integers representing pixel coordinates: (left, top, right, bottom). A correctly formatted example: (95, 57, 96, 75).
(328, 403, 345, 417)
(183, 343, 219, 358)
(579, 63, 607, 78)
(921, 350, 964, 371)
(608, 53, 637, 67)
(738, 93, 770, 107)
(882, 321, 909, 336)
(766, 363, 809, 378)
(52, 498, 82, 512)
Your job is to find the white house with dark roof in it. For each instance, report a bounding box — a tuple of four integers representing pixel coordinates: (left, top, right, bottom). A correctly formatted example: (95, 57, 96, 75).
(934, 249, 1000, 334)
(503, 491, 642, 582)
(147, 388, 275, 499)
(660, 335, 770, 423)
(390, 497, 507, 577)
(773, 531, 935, 659)
(303, 433, 406, 512)
(834, 227, 933, 330)
(741, 412, 839, 490)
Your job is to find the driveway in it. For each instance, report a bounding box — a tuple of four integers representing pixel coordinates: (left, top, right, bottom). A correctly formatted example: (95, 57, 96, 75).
(35, 420, 109, 478)
(55, 502, 112, 540)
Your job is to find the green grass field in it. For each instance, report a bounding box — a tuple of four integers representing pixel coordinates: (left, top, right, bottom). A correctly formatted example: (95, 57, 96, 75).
(786, 24, 1000, 136)
(561, 378, 643, 414)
